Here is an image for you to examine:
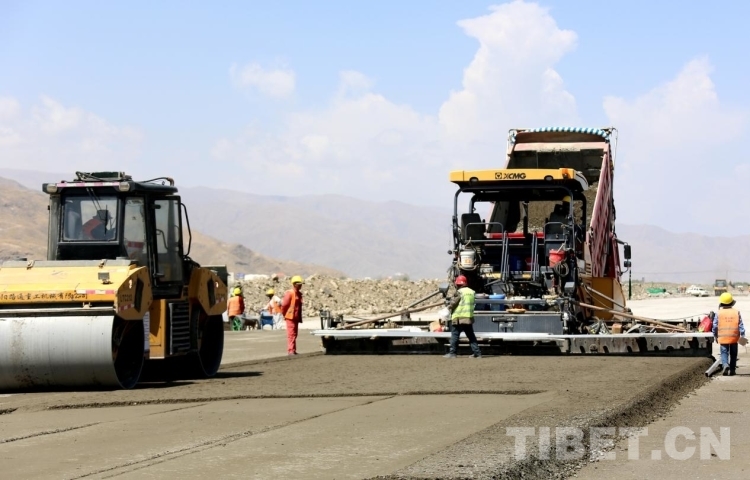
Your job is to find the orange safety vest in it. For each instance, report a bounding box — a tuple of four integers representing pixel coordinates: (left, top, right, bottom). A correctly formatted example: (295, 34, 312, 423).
(717, 308, 741, 344)
(267, 297, 282, 315)
(82, 218, 102, 238)
(284, 289, 302, 321)
(227, 295, 244, 317)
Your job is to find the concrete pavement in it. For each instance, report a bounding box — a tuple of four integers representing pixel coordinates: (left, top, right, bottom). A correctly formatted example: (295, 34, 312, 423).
(576, 341, 750, 479)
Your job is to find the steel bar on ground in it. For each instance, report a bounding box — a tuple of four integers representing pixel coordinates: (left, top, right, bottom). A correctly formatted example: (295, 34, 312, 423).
(576, 302, 688, 332)
(340, 301, 445, 329)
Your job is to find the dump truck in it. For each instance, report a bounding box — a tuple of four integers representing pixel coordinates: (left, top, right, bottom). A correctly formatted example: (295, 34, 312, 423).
(0, 172, 227, 390)
(312, 127, 713, 356)
(714, 279, 728, 296)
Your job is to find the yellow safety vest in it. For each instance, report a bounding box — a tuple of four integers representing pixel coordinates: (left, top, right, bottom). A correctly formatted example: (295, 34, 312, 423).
(451, 287, 475, 320)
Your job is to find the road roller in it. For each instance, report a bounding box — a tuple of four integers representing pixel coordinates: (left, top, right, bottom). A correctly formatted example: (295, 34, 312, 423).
(0, 171, 227, 390)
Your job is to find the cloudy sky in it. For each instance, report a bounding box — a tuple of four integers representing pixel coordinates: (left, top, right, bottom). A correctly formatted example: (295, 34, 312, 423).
(1, 0, 748, 234)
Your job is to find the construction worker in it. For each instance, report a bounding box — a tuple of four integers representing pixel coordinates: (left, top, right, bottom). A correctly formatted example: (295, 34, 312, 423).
(227, 286, 245, 331)
(265, 288, 284, 329)
(82, 210, 114, 240)
(547, 196, 571, 231)
(712, 292, 746, 376)
(280, 276, 304, 355)
(547, 195, 583, 246)
(443, 275, 482, 358)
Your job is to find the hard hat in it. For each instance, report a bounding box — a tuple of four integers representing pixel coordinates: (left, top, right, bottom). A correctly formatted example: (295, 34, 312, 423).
(266, 288, 275, 296)
(455, 275, 468, 287)
(291, 275, 304, 285)
(233, 287, 242, 296)
(720, 292, 735, 306)
(562, 195, 571, 203)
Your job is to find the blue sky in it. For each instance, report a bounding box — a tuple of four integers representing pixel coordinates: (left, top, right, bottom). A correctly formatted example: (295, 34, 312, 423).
(1, 1, 749, 233)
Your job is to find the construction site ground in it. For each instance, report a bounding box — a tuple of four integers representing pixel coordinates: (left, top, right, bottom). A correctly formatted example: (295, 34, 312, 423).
(1, 296, 746, 479)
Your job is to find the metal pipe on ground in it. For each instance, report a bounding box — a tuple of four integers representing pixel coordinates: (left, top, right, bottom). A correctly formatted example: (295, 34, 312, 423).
(576, 302, 689, 332)
(340, 301, 446, 330)
(705, 358, 722, 377)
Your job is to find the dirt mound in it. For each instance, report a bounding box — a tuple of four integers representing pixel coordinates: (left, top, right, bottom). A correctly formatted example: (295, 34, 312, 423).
(238, 275, 445, 317)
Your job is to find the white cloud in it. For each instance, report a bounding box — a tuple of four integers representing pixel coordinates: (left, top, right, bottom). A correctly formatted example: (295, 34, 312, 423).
(230, 62, 296, 99)
(215, 1, 581, 202)
(0, 95, 144, 171)
(606, 57, 747, 233)
(336, 70, 375, 98)
(213, 1, 747, 235)
(0, 96, 21, 121)
(439, 0, 579, 143)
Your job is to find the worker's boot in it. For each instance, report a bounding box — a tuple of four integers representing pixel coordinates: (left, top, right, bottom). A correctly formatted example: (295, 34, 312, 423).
(723, 366, 731, 376)
(443, 353, 457, 359)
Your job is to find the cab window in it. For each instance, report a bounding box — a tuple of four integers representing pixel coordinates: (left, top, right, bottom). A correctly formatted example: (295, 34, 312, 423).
(123, 198, 149, 265)
(62, 196, 118, 242)
(153, 198, 183, 283)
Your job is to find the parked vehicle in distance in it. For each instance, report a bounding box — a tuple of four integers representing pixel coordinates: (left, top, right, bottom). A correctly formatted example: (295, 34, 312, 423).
(686, 285, 709, 297)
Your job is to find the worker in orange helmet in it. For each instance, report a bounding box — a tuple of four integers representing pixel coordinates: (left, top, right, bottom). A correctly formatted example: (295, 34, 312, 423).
(280, 275, 304, 355)
(443, 275, 481, 359)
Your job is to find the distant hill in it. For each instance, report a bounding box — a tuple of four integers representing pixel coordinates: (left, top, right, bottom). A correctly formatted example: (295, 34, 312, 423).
(178, 186, 452, 279)
(0, 175, 342, 277)
(615, 224, 750, 285)
(0, 177, 48, 261)
(2, 168, 749, 283)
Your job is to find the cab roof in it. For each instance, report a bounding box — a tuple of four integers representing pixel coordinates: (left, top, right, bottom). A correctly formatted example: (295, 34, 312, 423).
(449, 168, 589, 191)
(42, 171, 178, 195)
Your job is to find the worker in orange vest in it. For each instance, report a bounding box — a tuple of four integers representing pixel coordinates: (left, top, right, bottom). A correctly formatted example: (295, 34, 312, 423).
(712, 292, 746, 376)
(227, 286, 245, 331)
(82, 210, 114, 240)
(265, 288, 284, 329)
(280, 276, 304, 355)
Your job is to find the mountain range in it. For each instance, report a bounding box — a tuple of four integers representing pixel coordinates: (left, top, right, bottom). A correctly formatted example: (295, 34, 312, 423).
(1, 168, 748, 284)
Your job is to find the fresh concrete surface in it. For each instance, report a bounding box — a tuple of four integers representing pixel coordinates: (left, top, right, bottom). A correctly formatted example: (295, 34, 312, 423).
(576, 341, 750, 479)
(109, 393, 554, 479)
(221, 330, 323, 365)
(0, 295, 735, 479)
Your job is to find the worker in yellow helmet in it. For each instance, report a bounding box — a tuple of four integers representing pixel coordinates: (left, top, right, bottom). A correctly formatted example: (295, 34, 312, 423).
(280, 275, 304, 355)
(712, 292, 746, 376)
(265, 287, 284, 329)
(227, 286, 245, 331)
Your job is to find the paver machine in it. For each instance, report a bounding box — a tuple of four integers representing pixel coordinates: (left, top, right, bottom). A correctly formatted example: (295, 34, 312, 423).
(443, 127, 627, 345)
(313, 127, 713, 356)
(0, 172, 227, 390)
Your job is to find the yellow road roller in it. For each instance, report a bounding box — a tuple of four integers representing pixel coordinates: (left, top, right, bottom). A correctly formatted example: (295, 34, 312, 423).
(0, 171, 227, 390)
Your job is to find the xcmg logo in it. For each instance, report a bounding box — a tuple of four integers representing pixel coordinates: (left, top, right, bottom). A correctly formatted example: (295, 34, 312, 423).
(495, 172, 527, 180)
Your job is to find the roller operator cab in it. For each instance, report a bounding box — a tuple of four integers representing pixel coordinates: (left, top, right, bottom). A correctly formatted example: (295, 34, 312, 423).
(0, 172, 227, 391)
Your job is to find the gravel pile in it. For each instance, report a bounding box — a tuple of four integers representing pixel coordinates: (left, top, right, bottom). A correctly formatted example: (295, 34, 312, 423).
(237, 275, 445, 317)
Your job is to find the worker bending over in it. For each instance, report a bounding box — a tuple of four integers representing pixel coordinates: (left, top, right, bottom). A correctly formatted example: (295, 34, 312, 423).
(712, 292, 746, 376)
(444, 275, 482, 359)
(265, 288, 284, 329)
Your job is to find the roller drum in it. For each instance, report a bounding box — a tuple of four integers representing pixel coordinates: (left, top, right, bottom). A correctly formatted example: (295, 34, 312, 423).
(0, 315, 145, 390)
